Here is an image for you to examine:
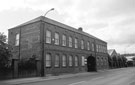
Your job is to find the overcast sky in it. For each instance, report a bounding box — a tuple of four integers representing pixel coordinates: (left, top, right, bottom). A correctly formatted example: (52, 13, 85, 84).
(0, 0, 135, 54)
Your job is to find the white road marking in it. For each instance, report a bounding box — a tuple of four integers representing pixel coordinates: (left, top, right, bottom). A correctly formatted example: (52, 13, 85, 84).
(68, 81, 86, 85)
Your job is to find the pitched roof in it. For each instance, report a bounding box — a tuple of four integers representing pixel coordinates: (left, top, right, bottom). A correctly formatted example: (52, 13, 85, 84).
(108, 49, 115, 56)
(10, 16, 107, 43)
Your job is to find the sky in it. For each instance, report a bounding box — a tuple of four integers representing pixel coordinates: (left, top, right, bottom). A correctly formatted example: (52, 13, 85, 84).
(0, 0, 135, 54)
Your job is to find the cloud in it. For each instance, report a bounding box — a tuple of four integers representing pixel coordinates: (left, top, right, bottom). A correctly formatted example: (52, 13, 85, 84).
(0, 0, 135, 54)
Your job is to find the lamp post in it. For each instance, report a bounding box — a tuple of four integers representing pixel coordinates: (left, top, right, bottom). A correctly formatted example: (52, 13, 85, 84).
(41, 8, 54, 77)
(44, 8, 54, 17)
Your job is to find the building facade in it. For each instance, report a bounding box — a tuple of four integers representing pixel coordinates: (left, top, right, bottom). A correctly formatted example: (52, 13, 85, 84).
(8, 16, 108, 76)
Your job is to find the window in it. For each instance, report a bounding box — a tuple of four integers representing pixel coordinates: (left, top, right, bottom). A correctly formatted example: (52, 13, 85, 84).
(105, 46, 107, 53)
(46, 30, 51, 43)
(69, 37, 72, 47)
(75, 38, 78, 48)
(46, 53, 51, 67)
(81, 40, 84, 49)
(81, 56, 85, 66)
(92, 43, 95, 51)
(15, 33, 19, 46)
(62, 35, 66, 46)
(87, 42, 90, 50)
(103, 46, 105, 53)
(69, 55, 73, 66)
(62, 55, 66, 67)
(54, 33, 59, 45)
(104, 46, 106, 53)
(96, 44, 99, 52)
(75, 56, 78, 66)
(55, 54, 60, 67)
(101, 46, 103, 53)
(100, 46, 102, 53)
(99, 45, 100, 52)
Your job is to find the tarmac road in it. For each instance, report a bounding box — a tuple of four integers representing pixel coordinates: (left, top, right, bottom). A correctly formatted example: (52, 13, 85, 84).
(19, 67, 135, 85)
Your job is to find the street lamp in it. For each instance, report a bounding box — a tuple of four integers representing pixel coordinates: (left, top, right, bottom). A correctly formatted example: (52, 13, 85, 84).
(44, 8, 54, 17)
(41, 8, 54, 77)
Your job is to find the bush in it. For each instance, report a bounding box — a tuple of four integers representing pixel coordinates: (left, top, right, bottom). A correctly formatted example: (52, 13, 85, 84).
(18, 56, 36, 71)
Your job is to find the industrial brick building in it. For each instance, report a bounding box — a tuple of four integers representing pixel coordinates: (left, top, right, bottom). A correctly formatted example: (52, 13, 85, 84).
(8, 16, 108, 77)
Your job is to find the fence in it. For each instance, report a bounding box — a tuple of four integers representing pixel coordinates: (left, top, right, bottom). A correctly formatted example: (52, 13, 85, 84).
(0, 57, 40, 80)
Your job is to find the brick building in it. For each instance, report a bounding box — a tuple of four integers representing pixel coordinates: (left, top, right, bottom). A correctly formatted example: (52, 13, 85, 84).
(8, 16, 108, 77)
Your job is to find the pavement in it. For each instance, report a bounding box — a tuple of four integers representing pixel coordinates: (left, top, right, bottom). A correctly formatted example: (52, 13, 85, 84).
(2, 71, 97, 85)
(1, 68, 124, 85)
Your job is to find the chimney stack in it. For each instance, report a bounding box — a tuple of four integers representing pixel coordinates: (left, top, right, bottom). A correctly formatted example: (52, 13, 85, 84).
(78, 27, 83, 31)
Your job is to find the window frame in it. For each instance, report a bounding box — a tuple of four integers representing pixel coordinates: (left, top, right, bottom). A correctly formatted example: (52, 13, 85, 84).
(54, 32, 59, 45)
(92, 43, 95, 51)
(81, 56, 85, 66)
(15, 33, 19, 46)
(62, 34, 66, 46)
(75, 56, 78, 66)
(55, 54, 60, 67)
(75, 38, 78, 48)
(46, 30, 51, 44)
(69, 55, 73, 66)
(46, 53, 52, 67)
(81, 40, 84, 49)
(87, 41, 90, 50)
(69, 36, 72, 47)
(62, 55, 67, 67)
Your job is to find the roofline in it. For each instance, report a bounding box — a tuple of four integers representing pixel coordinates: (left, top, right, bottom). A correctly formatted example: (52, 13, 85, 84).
(9, 16, 107, 43)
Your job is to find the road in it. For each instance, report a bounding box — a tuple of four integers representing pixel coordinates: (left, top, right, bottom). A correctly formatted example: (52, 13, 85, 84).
(5, 67, 135, 85)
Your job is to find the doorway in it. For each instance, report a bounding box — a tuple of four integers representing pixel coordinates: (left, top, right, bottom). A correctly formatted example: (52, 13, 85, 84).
(87, 55, 96, 72)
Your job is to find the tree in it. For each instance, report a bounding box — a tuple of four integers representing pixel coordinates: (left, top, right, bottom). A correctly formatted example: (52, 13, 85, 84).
(132, 57, 135, 61)
(0, 32, 12, 72)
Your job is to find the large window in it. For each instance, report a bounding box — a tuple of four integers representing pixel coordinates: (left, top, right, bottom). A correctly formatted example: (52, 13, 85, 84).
(81, 56, 85, 66)
(15, 33, 19, 46)
(62, 55, 67, 67)
(46, 30, 51, 43)
(96, 44, 99, 52)
(87, 41, 90, 50)
(101, 45, 103, 53)
(54, 33, 59, 45)
(75, 56, 78, 66)
(92, 43, 95, 51)
(46, 53, 51, 67)
(69, 55, 73, 66)
(81, 40, 84, 49)
(69, 37, 72, 47)
(75, 38, 78, 48)
(55, 54, 60, 67)
(62, 35, 66, 46)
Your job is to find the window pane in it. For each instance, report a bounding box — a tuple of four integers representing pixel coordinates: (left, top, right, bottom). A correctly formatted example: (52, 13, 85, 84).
(81, 40, 84, 49)
(82, 56, 85, 66)
(15, 33, 19, 46)
(75, 38, 78, 48)
(62, 55, 66, 67)
(92, 43, 94, 51)
(75, 56, 78, 66)
(55, 33, 59, 45)
(62, 35, 66, 46)
(87, 42, 90, 50)
(46, 30, 51, 43)
(69, 37, 72, 47)
(96, 44, 98, 52)
(46, 53, 51, 67)
(55, 55, 59, 67)
(69, 56, 73, 66)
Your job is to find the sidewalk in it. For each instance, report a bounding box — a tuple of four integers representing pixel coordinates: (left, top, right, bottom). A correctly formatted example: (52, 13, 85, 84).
(2, 72, 98, 85)
(2, 68, 125, 85)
